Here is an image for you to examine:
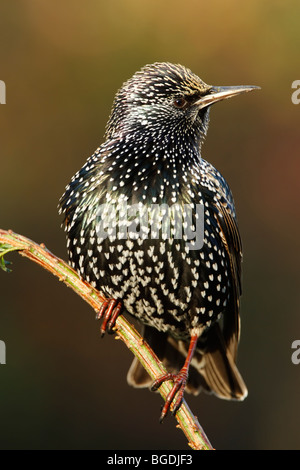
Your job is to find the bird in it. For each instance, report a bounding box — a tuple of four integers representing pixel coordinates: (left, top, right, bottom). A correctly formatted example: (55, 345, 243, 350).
(59, 62, 259, 421)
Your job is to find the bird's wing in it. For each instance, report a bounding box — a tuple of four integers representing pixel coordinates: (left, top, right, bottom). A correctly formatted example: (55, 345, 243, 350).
(213, 201, 242, 360)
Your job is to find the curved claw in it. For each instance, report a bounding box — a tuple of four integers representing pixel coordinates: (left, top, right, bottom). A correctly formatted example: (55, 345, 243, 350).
(95, 299, 122, 336)
(151, 370, 188, 423)
(151, 373, 173, 392)
(151, 333, 200, 422)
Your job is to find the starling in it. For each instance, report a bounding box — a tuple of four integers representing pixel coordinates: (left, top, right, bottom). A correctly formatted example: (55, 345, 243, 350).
(59, 62, 258, 421)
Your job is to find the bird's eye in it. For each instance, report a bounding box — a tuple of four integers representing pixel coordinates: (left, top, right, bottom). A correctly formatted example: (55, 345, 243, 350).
(173, 97, 187, 109)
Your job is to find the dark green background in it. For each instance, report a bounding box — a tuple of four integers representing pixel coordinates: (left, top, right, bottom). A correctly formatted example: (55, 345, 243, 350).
(1, 0, 299, 449)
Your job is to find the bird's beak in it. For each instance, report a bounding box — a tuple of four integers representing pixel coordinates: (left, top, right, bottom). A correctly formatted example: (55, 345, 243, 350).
(195, 85, 260, 110)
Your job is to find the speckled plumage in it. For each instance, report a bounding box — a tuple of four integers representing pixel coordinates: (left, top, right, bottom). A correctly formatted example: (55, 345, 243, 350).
(59, 63, 257, 415)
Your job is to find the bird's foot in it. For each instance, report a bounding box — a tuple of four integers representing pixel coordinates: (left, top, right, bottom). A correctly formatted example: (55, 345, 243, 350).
(96, 299, 122, 337)
(151, 368, 188, 423)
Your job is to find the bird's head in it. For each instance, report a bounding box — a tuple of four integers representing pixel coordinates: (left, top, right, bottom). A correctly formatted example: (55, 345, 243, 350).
(106, 62, 259, 147)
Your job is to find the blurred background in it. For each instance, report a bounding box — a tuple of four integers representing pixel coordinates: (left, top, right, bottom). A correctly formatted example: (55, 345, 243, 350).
(0, 0, 299, 450)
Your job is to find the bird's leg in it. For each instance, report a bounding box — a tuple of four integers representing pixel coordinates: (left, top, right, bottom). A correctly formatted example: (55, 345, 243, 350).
(151, 333, 199, 422)
(96, 299, 122, 336)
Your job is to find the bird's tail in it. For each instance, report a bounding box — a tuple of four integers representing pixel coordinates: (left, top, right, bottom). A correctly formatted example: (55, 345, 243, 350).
(127, 324, 247, 400)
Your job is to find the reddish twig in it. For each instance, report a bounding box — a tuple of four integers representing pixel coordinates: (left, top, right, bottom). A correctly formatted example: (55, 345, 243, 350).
(0, 228, 213, 450)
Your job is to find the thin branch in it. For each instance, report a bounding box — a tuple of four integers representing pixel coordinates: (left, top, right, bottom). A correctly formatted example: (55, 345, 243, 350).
(0, 228, 213, 450)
